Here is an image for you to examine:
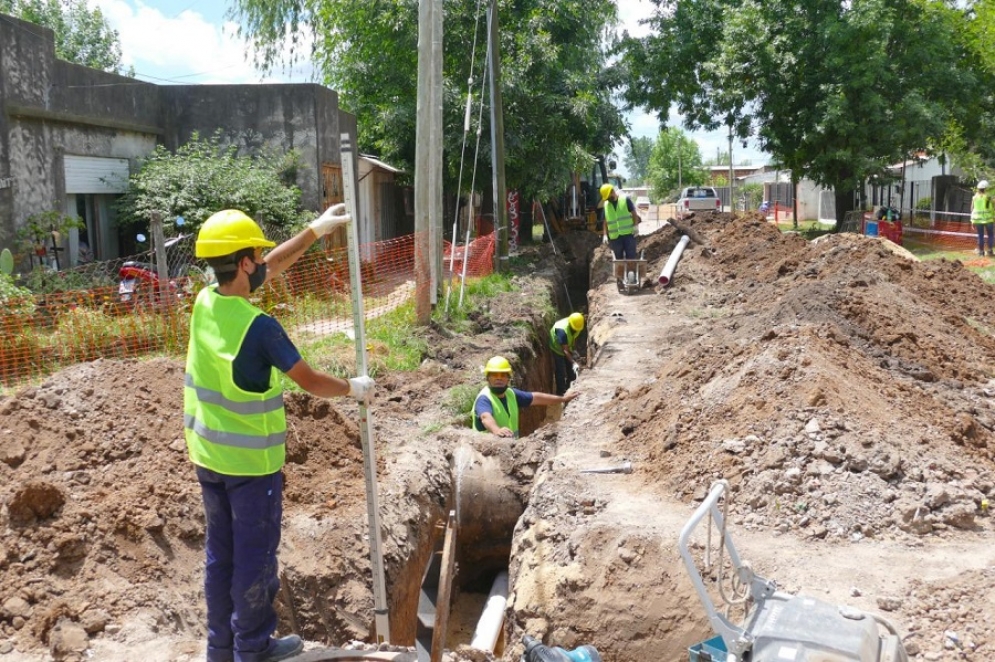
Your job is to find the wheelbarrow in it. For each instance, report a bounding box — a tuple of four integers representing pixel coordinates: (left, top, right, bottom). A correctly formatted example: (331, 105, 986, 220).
(612, 252, 647, 295)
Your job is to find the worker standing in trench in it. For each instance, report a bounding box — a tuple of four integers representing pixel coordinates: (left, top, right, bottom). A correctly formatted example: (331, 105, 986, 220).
(184, 207, 374, 662)
(549, 312, 584, 395)
(600, 184, 641, 284)
(472, 356, 577, 437)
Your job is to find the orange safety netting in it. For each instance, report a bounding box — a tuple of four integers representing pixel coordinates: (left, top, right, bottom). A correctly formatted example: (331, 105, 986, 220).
(0, 231, 494, 388)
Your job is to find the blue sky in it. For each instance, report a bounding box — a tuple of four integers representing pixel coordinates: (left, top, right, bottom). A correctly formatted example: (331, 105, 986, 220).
(88, 0, 767, 173)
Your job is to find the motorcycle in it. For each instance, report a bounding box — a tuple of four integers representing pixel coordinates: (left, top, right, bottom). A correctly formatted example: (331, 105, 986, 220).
(118, 233, 212, 307)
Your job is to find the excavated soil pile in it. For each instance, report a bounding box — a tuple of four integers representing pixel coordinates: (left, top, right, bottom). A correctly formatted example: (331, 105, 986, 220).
(2, 213, 995, 661)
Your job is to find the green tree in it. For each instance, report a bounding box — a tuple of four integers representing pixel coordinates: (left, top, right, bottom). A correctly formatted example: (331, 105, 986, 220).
(623, 136, 654, 185)
(115, 132, 309, 235)
(647, 128, 705, 200)
(621, 0, 980, 223)
(0, 0, 129, 74)
(230, 0, 626, 201)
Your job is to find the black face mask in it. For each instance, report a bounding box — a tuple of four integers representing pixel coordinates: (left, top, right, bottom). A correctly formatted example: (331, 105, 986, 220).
(489, 385, 508, 396)
(248, 261, 267, 293)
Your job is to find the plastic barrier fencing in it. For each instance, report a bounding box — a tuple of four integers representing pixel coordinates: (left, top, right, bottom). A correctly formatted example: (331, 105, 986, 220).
(0, 232, 496, 388)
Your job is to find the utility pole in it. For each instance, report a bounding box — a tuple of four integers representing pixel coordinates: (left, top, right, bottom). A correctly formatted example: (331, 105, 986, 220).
(487, 0, 509, 273)
(414, 0, 443, 322)
(728, 125, 734, 213)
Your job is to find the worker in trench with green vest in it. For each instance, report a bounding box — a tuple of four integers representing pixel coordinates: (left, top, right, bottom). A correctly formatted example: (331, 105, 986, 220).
(184, 207, 374, 662)
(600, 184, 642, 283)
(550, 312, 585, 395)
(971, 179, 994, 257)
(472, 356, 578, 437)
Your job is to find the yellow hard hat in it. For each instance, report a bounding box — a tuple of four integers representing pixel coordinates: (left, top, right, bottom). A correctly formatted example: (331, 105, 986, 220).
(484, 356, 512, 375)
(599, 184, 614, 201)
(568, 312, 585, 331)
(195, 209, 276, 258)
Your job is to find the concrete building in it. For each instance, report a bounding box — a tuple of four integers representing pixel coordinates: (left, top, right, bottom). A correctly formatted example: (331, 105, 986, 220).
(0, 12, 385, 267)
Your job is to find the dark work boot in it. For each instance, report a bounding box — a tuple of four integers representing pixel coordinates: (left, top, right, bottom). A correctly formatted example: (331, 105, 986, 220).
(259, 635, 303, 662)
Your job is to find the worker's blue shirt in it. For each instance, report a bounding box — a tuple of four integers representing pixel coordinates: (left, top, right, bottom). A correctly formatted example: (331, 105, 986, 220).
(473, 388, 534, 431)
(554, 328, 569, 348)
(232, 312, 302, 393)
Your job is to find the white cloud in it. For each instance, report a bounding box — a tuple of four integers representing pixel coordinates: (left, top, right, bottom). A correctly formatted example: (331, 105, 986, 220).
(90, 0, 313, 84)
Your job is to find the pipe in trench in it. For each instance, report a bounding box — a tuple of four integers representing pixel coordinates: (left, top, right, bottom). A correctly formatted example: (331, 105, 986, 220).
(469, 570, 510, 652)
(658, 234, 691, 286)
(452, 441, 525, 588)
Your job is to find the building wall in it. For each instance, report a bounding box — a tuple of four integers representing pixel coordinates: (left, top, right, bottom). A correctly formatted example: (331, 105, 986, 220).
(1, 11, 361, 260)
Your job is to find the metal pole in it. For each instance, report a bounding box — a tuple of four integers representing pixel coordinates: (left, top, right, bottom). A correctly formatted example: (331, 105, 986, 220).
(341, 133, 391, 644)
(728, 125, 734, 214)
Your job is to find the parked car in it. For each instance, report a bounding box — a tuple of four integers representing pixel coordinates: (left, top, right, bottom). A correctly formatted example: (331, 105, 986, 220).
(635, 196, 651, 215)
(676, 186, 721, 220)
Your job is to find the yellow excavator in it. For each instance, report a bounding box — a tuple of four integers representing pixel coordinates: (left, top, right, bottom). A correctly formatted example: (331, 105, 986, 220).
(547, 156, 624, 235)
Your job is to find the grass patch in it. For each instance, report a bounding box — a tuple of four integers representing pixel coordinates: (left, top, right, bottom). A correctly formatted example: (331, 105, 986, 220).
(776, 220, 836, 239)
(434, 271, 519, 333)
(903, 243, 995, 283)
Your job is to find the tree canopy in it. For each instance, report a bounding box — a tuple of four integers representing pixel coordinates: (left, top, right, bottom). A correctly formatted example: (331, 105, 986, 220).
(647, 128, 706, 200)
(115, 132, 310, 235)
(620, 0, 986, 217)
(230, 0, 627, 200)
(0, 0, 129, 74)
(623, 136, 654, 185)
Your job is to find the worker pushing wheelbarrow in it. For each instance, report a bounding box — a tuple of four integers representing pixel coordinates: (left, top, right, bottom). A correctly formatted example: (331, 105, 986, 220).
(599, 183, 646, 295)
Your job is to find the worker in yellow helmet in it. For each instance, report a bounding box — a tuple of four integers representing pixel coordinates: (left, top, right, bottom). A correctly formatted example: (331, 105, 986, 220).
(549, 312, 585, 395)
(473, 356, 578, 437)
(599, 184, 641, 255)
(185, 205, 372, 662)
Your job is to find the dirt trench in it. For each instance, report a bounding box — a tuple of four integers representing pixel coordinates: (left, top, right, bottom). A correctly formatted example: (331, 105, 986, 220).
(2, 215, 995, 662)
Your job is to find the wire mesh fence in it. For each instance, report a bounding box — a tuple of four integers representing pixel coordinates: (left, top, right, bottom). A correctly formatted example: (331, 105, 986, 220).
(0, 231, 496, 388)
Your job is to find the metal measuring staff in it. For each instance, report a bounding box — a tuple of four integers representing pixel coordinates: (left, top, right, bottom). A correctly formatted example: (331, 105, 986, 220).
(340, 133, 391, 644)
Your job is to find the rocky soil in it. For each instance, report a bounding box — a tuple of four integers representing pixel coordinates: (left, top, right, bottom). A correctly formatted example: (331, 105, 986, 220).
(1, 212, 994, 661)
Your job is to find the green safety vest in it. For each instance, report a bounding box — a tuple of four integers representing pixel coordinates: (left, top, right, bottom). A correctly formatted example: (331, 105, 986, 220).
(473, 387, 519, 435)
(184, 286, 287, 476)
(549, 318, 580, 356)
(971, 194, 993, 225)
(604, 194, 635, 240)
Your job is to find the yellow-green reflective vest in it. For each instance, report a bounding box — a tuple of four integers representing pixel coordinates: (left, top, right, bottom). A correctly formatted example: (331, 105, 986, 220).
(604, 194, 635, 239)
(473, 386, 519, 435)
(184, 286, 287, 476)
(549, 318, 579, 356)
(971, 194, 993, 225)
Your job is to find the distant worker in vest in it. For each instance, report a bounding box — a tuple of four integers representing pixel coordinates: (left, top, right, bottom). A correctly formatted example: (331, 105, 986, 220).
(473, 356, 578, 437)
(549, 312, 585, 395)
(971, 180, 994, 257)
(185, 206, 374, 662)
(600, 184, 642, 283)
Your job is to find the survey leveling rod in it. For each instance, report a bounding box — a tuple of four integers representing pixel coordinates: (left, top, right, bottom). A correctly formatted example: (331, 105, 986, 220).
(340, 133, 391, 644)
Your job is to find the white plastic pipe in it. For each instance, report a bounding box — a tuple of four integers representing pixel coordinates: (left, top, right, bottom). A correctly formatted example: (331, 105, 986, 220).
(469, 571, 509, 652)
(658, 234, 691, 287)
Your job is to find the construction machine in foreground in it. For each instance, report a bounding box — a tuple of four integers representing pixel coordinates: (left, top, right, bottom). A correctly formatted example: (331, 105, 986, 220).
(681, 481, 909, 662)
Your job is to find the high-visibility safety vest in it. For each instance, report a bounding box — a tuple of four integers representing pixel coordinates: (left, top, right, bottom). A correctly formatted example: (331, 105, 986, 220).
(971, 193, 993, 225)
(184, 286, 287, 476)
(549, 317, 580, 356)
(473, 387, 519, 435)
(604, 194, 635, 239)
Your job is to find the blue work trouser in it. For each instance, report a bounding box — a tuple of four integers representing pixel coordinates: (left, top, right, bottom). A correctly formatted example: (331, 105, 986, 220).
(610, 233, 637, 260)
(197, 467, 283, 662)
(976, 223, 994, 253)
(552, 352, 576, 396)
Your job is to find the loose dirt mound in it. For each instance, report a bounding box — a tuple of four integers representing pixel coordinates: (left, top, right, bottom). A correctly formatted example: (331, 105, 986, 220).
(3, 214, 995, 661)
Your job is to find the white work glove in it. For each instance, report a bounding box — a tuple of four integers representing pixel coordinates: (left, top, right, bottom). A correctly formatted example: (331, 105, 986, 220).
(310, 203, 351, 237)
(602, 235, 608, 245)
(572, 362, 581, 375)
(347, 375, 375, 401)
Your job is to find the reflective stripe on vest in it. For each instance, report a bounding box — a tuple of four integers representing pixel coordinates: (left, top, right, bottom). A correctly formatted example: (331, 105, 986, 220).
(549, 318, 579, 356)
(473, 386, 519, 435)
(184, 286, 287, 476)
(972, 194, 993, 224)
(605, 194, 634, 239)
